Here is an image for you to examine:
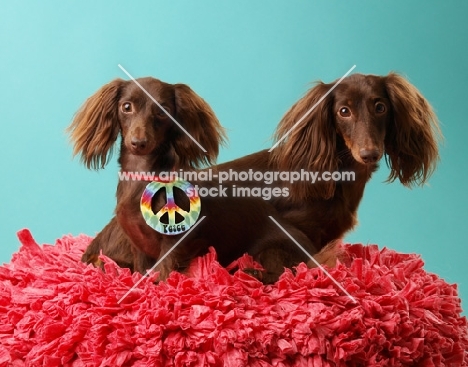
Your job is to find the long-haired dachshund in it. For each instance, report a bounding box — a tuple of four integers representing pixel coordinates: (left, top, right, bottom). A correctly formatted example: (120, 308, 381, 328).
(217, 72, 440, 253)
(70, 77, 325, 283)
(69, 77, 226, 271)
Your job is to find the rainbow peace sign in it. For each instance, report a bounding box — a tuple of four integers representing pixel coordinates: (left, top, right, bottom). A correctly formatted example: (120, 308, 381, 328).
(140, 177, 201, 235)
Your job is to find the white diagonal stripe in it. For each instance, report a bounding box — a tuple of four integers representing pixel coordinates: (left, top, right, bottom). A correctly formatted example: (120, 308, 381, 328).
(269, 65, 356, 152)
(268, 216, 357, 303)
(118, 216, 206, 304)
(118, 64, 207, 152)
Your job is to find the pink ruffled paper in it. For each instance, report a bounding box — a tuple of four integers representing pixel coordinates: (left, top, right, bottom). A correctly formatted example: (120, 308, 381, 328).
(0, 229, 466, 366)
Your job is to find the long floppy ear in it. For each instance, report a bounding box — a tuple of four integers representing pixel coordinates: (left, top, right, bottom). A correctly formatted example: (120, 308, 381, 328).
(271, 82, 337, 200)
(67, 79, 124, 169)
(384, 73, 442, 186)
(172, 84, 227, 169)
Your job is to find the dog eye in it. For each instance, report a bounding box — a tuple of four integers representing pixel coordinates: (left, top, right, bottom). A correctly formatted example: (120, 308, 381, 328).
(121, 102, 133, 113)
(338, 107, 351, 117)
(375, 102, 386, 114)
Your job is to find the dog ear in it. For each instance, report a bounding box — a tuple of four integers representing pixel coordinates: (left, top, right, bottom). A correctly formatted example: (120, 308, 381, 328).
(384, 73, 441, 186)
(67, 79, 124, 169)
(271, 82, 338, 200)
(173, 84, 227, 169)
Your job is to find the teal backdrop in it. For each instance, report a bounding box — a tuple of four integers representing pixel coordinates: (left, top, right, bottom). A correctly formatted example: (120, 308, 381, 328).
(1, 2, 467, 310)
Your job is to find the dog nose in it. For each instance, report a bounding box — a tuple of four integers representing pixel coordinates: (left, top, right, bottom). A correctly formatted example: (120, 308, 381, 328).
(359, 148, 380, 164)
(131, 137, 147, 150)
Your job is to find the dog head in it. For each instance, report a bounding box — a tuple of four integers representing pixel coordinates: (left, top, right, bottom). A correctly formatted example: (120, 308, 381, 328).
(68, 77, 226, 170)
(272, 73, 441, 200)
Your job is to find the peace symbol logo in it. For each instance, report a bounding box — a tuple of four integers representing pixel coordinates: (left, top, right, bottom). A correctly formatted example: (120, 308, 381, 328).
(140, 177, 201, 235)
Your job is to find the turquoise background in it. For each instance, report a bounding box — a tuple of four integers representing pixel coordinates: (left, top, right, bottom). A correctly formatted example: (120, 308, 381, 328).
(1, 2, 467, 310)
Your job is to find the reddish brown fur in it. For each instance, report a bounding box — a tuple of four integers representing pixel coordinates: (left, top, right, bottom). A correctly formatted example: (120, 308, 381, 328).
(71, 73, 440, 283)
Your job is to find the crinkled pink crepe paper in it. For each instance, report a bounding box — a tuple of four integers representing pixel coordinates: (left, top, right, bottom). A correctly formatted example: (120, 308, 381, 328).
(0, 229, 466, 366)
